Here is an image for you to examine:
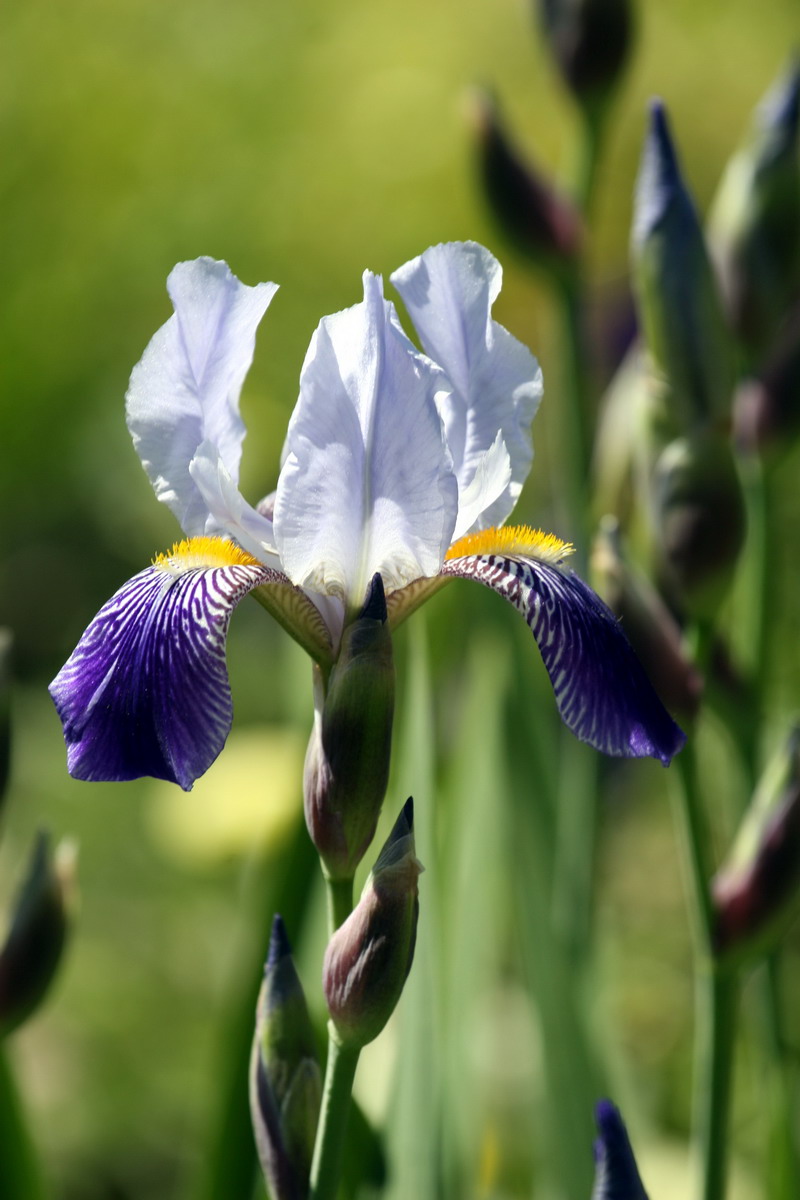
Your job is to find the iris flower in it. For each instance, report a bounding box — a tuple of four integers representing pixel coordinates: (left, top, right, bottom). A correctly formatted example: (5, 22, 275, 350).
(50, 242, 684, 790)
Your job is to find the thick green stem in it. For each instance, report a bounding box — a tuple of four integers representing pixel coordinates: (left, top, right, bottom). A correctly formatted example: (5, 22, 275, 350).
(308, 1035, 360, 1200)
(324, 876, 353, 935)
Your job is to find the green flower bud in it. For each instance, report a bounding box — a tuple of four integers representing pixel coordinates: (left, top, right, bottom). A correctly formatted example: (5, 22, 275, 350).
(468, 88, 583, 281)
(304, 574, 395, 881)
(323, 799, 422, 1049)
(0, 629, 12, 817)
(536, 0, 633, 119)
(713, 728, 800, 965)
(709, 61, 800, 360)
(249, 915, 322, 1200)
(0, 831, 77, 1037)
(632, 101, 734, 430)
(591, 518, 702, 719)
(650, 432, 745, 622)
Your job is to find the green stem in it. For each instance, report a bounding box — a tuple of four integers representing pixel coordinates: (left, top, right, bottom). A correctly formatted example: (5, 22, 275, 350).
(0, 1045, 48, 1200)
(570, 102, 605, 218)
(555, 272, 592, 551)
(673, 704, 738, 1200)
(325, 876, 353, 935)
(695, 967, 739, 1200)
(308, 1035, 360, 1200)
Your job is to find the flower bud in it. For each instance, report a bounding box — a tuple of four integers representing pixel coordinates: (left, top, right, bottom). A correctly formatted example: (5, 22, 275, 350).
(632, 101, 734, 430)
(467, 88, 583, 280)
(591, 1100, 649, 1200)
(709, 61, 800, 360)
(713, 728, 800, 965)
(0, 628, 12, 816)
(0, 831, 77, 1037)
(733, 304, 800, 458)
(323, 799, 422, 1049)
(591, 518, 702, 719)
(650, 432, 745, 622)
(536, 0, 633, 119)
(304, 574, 395, 881)
(249, 915, 322, 1200)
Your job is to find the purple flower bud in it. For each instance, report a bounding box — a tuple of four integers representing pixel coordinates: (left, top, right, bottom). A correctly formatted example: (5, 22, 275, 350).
(249, 915, 322, 1200)
(536, 0, 633, 117)
(733, 304, 800, 458)
(323, 799, 422, 1048)
(304, 574, 395, 881)
(651, 432, 745, 622)
(632, 102, 733, 430)
(468, 89, 583, 280)
(591, 519, 702, 719)
(0, 831, 77, 1037)
(713, 729, 800, 964)
(591, 1099, 649, 1199)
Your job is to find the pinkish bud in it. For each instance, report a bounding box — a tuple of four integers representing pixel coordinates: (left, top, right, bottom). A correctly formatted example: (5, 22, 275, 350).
(323, 800, 422, 1048)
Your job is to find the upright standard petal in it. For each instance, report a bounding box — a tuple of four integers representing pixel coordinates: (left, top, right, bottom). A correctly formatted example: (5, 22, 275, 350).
(126, 258, 278, 537)
(274, 272, 458, 607)
(49, 540, 281, 790)
(391, 241, 542, 531)
(443, 529, 685, 765)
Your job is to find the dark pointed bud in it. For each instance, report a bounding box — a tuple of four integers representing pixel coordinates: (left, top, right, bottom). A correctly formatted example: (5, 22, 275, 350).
(651, 432, 746, 622)
(468, 88, 583, 280)
(249, 915, 322, 1200)
(709, 60, 800, 360)
(536, 0, 633, 119)
(304, 574, 395, 881)
(733, 303, 800, 458)
(713, 729, 800, 965)
(591, 1100, 650, 1200)
(0, 831, 77, 1037)
(632, 102, 734, 429)
(591, 519, 702, 719)
(323, 799, 422, 1049)
(0, 629, 12, 815)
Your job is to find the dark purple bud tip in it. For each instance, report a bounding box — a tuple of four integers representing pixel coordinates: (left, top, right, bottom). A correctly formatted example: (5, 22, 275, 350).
(634, 99, 687, 244)
(391, 797, 415, 844)
(592, 1099, 649, 1200)
(762, 57, 800, 138)
(266, 914, 291, 974)
(360, 573, 387, 624)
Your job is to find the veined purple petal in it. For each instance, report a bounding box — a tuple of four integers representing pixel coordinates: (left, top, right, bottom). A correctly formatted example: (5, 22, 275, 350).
(591, 1100, 650, 1200)
(442, 554, 685, 764)
(49, 554, 279, 790)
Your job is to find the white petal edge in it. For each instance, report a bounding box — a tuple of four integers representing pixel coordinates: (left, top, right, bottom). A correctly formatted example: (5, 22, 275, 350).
(126, 258, 278, 536)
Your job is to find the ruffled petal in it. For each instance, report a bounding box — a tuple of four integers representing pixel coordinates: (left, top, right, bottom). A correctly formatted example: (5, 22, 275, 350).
(49, 544, 283, 790)
(391, 241, 542, 530)
(189, 440, 278, 559)
(275, 272, 458, 606)
(591, 1100, 650, 1200)
(126, 258, 277, 536)
(442, 552, 685, 764)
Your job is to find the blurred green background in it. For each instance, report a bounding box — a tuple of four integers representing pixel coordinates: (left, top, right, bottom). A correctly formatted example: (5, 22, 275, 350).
(2, 0, 800, 1196)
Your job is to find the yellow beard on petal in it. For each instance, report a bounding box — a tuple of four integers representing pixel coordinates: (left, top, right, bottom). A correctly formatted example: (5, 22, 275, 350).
(153, 536, 262, 574)
(445, 525, 574, 565)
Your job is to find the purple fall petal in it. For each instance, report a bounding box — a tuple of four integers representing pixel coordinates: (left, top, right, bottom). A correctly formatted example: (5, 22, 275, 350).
(442, 554, 685, 764)
(49, 559, 274, 790)
(591, 1100, 649, 1200)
